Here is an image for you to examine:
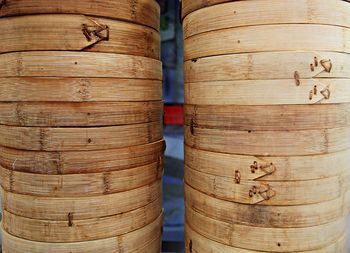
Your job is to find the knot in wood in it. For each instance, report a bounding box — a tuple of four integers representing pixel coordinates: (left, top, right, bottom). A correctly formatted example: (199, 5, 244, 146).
(82, 22, 109, 42)
(320, 59, 332, 73)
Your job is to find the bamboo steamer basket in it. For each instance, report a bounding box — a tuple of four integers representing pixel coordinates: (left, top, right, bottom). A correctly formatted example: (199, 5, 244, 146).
(2, 212, 163, 253)
(0, 0, 160, 31)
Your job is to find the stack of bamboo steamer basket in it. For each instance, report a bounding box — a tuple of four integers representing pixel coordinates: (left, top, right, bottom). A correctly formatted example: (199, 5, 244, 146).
(182, 0, 350, 252)
(0, 1, 163, 252)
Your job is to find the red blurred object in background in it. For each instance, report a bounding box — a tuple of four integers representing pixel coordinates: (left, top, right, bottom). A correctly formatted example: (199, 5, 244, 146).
(164, 104, 184, 125)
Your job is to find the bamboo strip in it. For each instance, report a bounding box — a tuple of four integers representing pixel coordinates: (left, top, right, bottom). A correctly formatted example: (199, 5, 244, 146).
(181, 0, 229, 19)
(0, 121, 163, 151)
(183, 0, 350, 38)
(185, 146, 349, 181)
(2, 213, 163, 253)
(185, 225, 347, 253)
(185, 126, 350, 156)
(0, 52, 162, 80)
(185, 184, 348, 228)
(185, 165, 342, 205)
(185, 79, 350, 105)
(1, 180, 161, 220)
(0, 102, 163, 126)
(0, 15, 160, 58)
(0, 0, 160, 31)
(185, 104, 350, 131)
(184, 51, 349, 82)
(0, 161, 163, 197)
(2, 197, 162, 242)
(186, 206, 347, 252)
(0, 140, 165, 175)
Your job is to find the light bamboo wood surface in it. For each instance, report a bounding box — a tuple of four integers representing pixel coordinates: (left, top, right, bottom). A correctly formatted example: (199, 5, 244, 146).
(0, 140, 165, 174)
(185, 225, 347, 253)
(2, 213, 163, 253)
(182, 0, 229, 18)
(185, 104, 350, 131)
(0, 0, 160, 30)
(1, 180, 161, 220)
(0, 15, 160, 58)
(183, 0, 350, 38)
(0, 51, 162, 79)
(186, 207, 346, 252)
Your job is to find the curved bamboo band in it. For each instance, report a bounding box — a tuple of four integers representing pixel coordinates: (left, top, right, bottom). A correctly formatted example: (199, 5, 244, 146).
(184, 51, 349, 82)
(182, 0, 230, 19)
(185, 79, 350, 105)
(183, 0, 350, 38)
(0, 160, 163, 197)
(185, 104, 350, 131)
(0, 0, 160, 31)
(0, 121, 163, 151)
(185, 225, 347, 253)
(185, 184, 347, 228)
(0, 15, 160, 58)
(1, 181, 161, 220)
(0, 140, 165, 175)
(0, 102, 163, 127)
(0, 52, 162, 80)
(1, 213, 163, 253)
(185, 165, 342, 205)
(186, 206, 346, 252)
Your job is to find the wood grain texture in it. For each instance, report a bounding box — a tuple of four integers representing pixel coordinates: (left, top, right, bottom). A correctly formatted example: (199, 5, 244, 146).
(0, 52, 162, 80)
(185, 225, 347, 253)
(185, 104, 350, 131)
(185, 79, 350, 105)
(185, 184, 348, 228)
(0, 121, 163, 151)
(185, 165, 342, 205)
(0, 102, 163, 126)
(182, 0, 229, 18)
(0, 161, 163, 197)
(186, 207, 346, 252)
(184, 51, 350, 82)
(2, 213, 163, 253)
(0, 140, 165, 174)
(1, 180, 161, 220)
(185, 126, 350, 156)
(2, 198, 162, 242)
(0, 0, 160, 31)
(0, 15, 160, 58)
(183, 0, 350, 38)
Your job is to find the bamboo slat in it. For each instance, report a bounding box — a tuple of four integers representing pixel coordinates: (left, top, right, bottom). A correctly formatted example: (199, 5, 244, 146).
(2, 213, 163, 253)
(0, 161, 163, 197)
(184, 51, 349, 82)
(2, 197, 162, 242)
(0, 122, 163, 151)
(0, 0, 160, 31)
(185, 104, 350, 131)
(0, 102, 163, 127)
(183, 0, 350, 38)
(185, 184, 348, 228)
(186, 207, 347, 252)
(181, 0, 229, 19)
(0, 15, 160, 58)
(0, 52, 162, 80)
(185, 146, 349, 181)
(185, 79, 350, 105)
(0, 140, 165, 174)
(185, 165, 342, 205)
(185, 225, 347, 253)
(1, 180, 161, 220)
(185, 126, 350, 156)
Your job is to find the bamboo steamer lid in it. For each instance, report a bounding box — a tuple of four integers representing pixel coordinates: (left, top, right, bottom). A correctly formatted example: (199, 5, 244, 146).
(2, 212, 163, 253)
(185, 184, 348, 228)
(0, 15, 160, 58)
(186, 206, 347, 252)
(1, 180, 162, 220)
(0, 0, 160, 31)
(185, 225, 347, 253)
(185, 104, 350, 131)
(183, 0, 350, 38)
(0, 140, 165, 174)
